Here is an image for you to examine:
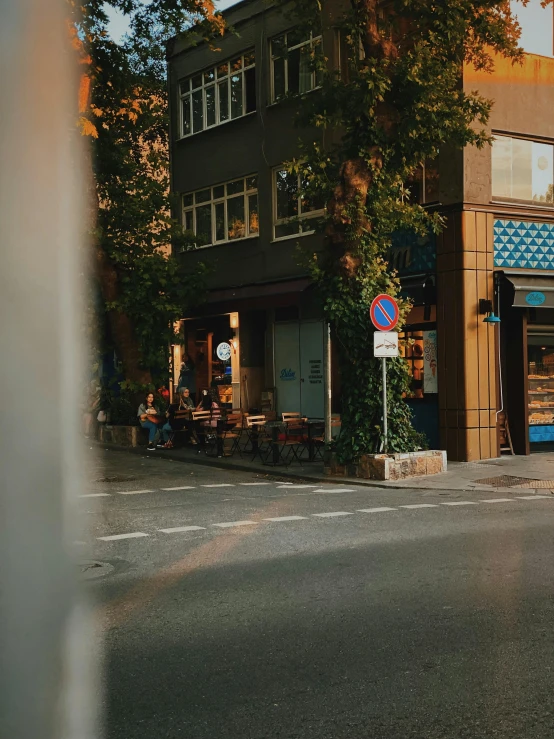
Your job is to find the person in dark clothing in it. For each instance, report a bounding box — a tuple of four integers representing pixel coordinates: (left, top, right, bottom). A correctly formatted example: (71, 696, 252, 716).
(178, 354, 196, 400)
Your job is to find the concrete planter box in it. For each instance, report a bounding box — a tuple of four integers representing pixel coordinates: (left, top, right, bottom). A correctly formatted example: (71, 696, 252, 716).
(325, 450, 447, 480)
(99, 425, 147, 447)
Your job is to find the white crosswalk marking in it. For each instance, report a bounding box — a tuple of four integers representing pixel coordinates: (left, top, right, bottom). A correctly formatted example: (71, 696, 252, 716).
(239, 482, 271, 486)
(479, 498, 513, 503)
(161, 486, 195, 491)
(202, 484, 235, 488)
(441, 501, 478, 506)
(312, 488, 355, 493)
(263, 516, 308, 522)
(400, 504, 439, 509)
(276, 485, 319, 489)
(313, 511, 354, 518)
(98, 532, 148, 541)
(515, 495, 553, 500)
(158, 526, 206, 533)
(357, 507, 397, 513)
(212, 520, 258, 528)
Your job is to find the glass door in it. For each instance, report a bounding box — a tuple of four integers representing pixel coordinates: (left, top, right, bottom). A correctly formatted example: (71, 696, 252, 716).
(528, 332, 554, 444)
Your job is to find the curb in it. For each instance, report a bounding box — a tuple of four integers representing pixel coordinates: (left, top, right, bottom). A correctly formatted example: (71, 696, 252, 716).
(87, 441, 511, 494)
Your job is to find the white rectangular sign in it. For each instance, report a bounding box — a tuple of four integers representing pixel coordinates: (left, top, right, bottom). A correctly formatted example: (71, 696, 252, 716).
(374, 331, 399, 357)
(423, 330, 438, 393)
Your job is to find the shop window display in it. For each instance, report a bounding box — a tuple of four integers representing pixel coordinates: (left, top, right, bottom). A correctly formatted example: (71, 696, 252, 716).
(528, 336, 554, 443)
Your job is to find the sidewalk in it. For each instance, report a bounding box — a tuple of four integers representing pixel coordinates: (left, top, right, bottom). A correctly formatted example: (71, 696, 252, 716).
(93, 439, 554, 494)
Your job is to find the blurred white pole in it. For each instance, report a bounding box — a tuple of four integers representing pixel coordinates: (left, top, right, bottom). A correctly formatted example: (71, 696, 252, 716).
(0, 1, 98, 738)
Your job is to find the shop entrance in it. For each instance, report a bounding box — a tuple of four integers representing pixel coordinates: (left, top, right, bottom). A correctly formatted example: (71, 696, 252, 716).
(528, 328, 554, 447)
(274, 321, 324, 418)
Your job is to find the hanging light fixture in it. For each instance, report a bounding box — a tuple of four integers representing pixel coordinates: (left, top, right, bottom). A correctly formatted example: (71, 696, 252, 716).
(479, 298, 501, 324)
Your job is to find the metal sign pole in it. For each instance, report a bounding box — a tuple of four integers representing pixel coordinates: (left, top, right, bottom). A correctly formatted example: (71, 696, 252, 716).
(382, 357, 388, 453)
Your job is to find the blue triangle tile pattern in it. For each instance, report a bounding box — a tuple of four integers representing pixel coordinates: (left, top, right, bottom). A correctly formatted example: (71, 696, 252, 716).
(494, 219, 554, 270)
(389, 230, 436, 275)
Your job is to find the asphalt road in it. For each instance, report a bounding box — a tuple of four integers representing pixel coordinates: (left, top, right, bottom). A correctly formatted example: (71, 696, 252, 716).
(81, 448, 554, 739)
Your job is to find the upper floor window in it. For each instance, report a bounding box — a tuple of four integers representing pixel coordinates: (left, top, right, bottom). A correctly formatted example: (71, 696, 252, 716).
(510, 0, 553, 57)
(273, 168, 324, 239)
(182, 176, 259, 246)
(492, 134, 554, 205)
(179, 51, 256, 138)
(404, 159, 440, 205)
(270, 30, 323, 102)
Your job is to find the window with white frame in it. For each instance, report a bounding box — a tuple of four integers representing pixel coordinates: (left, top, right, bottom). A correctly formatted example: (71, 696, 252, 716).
(178, 51, 256, 138)
(182, 176, 259, 245)
(492, 134, 554, 204)
(271, 30, 323, 102)
(273, 168, 324, 239)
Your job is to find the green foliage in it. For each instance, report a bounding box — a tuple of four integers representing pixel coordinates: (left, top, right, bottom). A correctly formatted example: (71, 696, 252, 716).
(283, 0, 531, 462)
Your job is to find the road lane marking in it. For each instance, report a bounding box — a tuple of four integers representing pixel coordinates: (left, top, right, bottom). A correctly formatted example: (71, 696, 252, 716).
(313, 511, 354, 518)
(441, 501, 478, 506)
(479, 498, 513, 503)
(400, 504, 439, 509)
(276, 484, 319, 489)
(161, 486, 196, 491)
(263, 516, 308, 522)
(202, 484, 235, 488)
(357, 507, 397, 513)
(312, 488, 355, 493)
(212, 520, 258, 528)
(515, 495, 553, 500)
(79, 493, 110, 498)
(158, 526, 206, 533)
(117, 489, 154, 495)
(239, 482, 271, 486)
(98, 532, 149, 541)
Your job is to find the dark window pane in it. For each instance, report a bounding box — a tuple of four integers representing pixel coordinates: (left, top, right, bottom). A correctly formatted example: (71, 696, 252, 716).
(230, 56, 242, 73)
(181, 96, 191, 136)
(313, 38, 324, 87)
(272, 35, 286, 57)
(213, 185, 224, 199)
(243, 50, 255, 67)
(245, 67, 256, 113)
(192, 89, 203, 133)
(287, 47, 300, 94)
(205, 85, 216, 127)
(273, 56, 286, 99)
(191, 74, 202, 89)
(218, 80, 229, 121)
(299, 45, 313, 92)
(230, 74, 243, 118)
(287, 28, 307, 48)
(204, 69, 215, 84)
(196, 204, 212, 243)
(227, 196, 246, 239)
(215, 202, 226, 241)
(217, 62, 229, 78)
(183, 193, 193, 208)
(275, 221, 300, 239)
(227, 179, 244, 195)
(183, 210, 194, 231)
(275, 170, 298, 220)
(246, 175, 257, 191)
(248, 194, 259, 234)
(179, 78, 190, 95)
(195, 189, 211, 204)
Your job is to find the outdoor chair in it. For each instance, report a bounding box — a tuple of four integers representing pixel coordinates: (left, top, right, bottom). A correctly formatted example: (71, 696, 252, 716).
(191, 410, 212, 452)
(243, 414, 270, 461)
(269, 419, 307, 466)
(282, 412, 301, 423)
(207, 411, 243, 458)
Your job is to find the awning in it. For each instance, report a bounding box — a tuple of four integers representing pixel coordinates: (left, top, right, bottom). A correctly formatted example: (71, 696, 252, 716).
(399, 273, 435, 306)
(502, 270, 554, 308)
(206, 277, 312, 304)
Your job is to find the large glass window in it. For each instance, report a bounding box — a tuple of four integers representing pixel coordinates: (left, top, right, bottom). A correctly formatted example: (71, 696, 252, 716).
(178, 51, 256, 138)
(492, 135, 554, 204)
(182, 176, 259, 246)
(273, 168, 324, 239)
(510, 0, 553, 57)
(270, 30, 323, 102)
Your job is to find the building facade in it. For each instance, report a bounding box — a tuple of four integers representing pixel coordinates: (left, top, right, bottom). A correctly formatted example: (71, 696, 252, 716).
(167, 0, 554, 460)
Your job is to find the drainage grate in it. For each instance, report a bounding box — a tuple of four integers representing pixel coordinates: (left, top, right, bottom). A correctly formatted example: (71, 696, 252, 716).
(475, 475, 538, 487)
(513, 479, 554, 489)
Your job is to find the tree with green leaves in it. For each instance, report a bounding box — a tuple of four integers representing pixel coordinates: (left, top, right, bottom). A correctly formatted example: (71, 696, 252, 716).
(283, 0, 534, 463)
(71, 0, 223, 389)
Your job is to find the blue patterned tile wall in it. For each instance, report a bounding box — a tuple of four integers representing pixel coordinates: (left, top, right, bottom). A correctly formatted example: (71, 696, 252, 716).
(389, 230, 436, 275)
(494, 219, 554, 270)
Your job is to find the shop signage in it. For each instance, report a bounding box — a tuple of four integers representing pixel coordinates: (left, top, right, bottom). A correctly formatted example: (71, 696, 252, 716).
(216, 342, 231, 361)
(423, 330, 438, 394)
(525, 291, 546, 306)
(280, 368, 296, 381)
(373, 331, 399, 357)
(370, 294, 399, 331)
(308, 359, 323, 384)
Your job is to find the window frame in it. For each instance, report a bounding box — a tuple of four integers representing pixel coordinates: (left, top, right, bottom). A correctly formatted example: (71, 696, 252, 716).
(270, 30, 323, 103)
(491, 132, 554, 207)
(178, 51, 256, 139)
(272, 166, 325, 242)
(182, 175, 259, 247)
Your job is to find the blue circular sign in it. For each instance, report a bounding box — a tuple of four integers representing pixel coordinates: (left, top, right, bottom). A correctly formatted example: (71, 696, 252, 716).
(370, 294, 400, 331)
(526, 291, 546, 306)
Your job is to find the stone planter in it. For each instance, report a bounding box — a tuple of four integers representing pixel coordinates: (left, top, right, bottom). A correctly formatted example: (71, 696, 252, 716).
(99, 425, 148, 447)
(325, 450, 446, 480)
